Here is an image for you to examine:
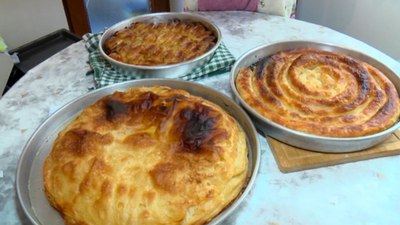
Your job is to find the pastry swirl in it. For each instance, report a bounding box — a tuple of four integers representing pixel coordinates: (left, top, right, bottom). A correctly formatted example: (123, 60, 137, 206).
(236, 48, 400, 137)
(43, 86, 248, 225)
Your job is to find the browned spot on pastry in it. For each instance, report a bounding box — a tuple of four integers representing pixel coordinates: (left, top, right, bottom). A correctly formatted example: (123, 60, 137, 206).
(100, 180, 113, 198)
(58, 129, 113, 157)
(105, 99, 130, 121)
(144, 191, 156, 203)
(61, 161, 77, 179)
(149, 163, 181, 193)
(179, 105, 217, 152)
(116, 184, 127, 196)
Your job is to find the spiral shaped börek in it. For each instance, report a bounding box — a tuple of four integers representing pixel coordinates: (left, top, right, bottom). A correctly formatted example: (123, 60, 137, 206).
(236, 48, 400, 137)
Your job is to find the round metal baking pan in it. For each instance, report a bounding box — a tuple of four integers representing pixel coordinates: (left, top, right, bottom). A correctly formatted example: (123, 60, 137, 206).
(230, 40, 400, 153)
(16, 79, 260, 225)
(99, 12, 221, 78)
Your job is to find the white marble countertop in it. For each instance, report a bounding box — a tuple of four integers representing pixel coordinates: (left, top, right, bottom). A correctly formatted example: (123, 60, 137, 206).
(1, 11, 400, 225)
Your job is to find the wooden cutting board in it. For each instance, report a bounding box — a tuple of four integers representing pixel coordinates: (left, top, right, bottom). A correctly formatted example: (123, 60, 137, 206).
(267, 130, 400, 173)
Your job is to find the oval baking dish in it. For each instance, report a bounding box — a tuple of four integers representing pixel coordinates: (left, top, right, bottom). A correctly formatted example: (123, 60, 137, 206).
(230, 40, 400, 153)
(99, 12, 221, 78)
(16, 79, 260, 225)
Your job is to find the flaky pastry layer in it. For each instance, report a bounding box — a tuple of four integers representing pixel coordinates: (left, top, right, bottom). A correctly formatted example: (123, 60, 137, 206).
(236, 48, 400, 137)
(43, 86, 248, 225)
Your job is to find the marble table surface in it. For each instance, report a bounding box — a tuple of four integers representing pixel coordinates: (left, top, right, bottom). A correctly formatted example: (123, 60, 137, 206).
(1, 11, 400, 225)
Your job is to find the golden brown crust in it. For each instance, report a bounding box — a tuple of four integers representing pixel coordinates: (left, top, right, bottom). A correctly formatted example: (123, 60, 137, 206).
(43, 86, 248, 225)
(103, 21, 216, 66)
(236, 48, 400, 137)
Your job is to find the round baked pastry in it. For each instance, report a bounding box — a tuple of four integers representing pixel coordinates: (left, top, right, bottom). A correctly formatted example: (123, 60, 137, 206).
(236, 48, 400, 137)
(103, 21, 216, 66)
(43, 86, 248, 225)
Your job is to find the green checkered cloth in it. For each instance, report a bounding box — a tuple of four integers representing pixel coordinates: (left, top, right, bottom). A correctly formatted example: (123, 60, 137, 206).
(83, 33, 235, 88)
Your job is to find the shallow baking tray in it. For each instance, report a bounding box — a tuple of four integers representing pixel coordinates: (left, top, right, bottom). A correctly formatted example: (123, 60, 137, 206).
(99, 12, 221, 78)
(16, 79, 260, 225)
(10, 29, 81, 74)
(230, 40, 400, 153)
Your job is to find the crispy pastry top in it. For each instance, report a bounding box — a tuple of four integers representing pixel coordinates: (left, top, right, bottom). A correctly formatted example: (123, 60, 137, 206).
(103, 21, 216, 66)
(43, 86, 248, 225)
(236, 48, 400, 137)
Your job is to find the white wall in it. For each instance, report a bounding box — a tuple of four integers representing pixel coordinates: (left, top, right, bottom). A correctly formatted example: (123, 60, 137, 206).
(296, 0, 400, 61)
(0, 0, 69, 50)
